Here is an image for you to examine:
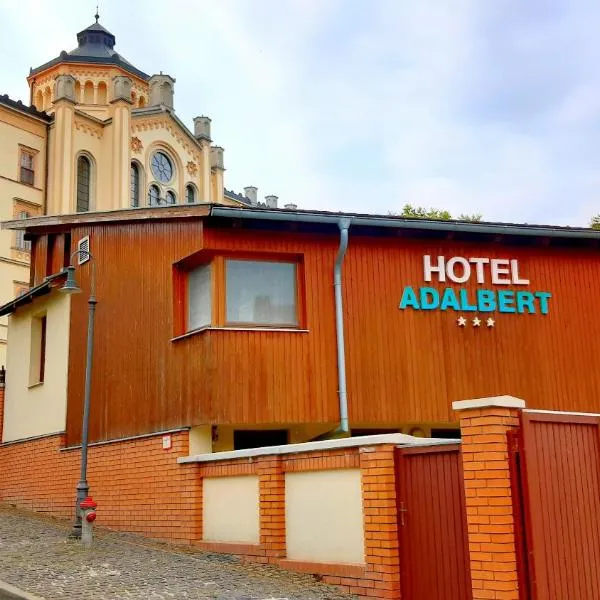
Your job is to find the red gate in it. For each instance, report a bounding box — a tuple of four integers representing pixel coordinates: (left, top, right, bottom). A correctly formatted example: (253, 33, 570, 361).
(515, 411, 600, 599)
(395, 444, 472, 600)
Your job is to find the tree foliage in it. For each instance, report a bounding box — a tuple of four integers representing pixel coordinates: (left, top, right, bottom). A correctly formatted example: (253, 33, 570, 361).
(390, 204, 483, 223)
(591, 215, 600, 230)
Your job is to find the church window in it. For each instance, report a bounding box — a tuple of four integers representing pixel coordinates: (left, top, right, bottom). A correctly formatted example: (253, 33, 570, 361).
(76, 155, 91, 212)
(130, 162, 140, 207)
(148, 184, 160, 206)
(186, 184, 196, 204)
(151, 151, 173, 183)
(166, 191, 176, 205)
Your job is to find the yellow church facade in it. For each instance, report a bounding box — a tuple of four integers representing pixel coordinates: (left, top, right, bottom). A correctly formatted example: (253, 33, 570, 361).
(0, 15, 273, 364)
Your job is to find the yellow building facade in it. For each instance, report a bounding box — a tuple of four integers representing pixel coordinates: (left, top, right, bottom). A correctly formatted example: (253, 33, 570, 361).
(0, 98, 50, 364)
(0, 15, 273, 363)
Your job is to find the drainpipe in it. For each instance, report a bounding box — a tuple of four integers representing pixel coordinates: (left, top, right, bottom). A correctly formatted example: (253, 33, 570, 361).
(334, 218, 352, 435)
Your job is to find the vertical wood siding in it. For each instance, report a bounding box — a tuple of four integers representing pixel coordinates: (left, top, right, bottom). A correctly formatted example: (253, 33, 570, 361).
(519, 413, 600, 599)
(63, 221, 600, 443)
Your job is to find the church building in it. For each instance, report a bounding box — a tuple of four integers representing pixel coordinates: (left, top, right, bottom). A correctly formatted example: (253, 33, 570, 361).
(0, 14, 275, 364)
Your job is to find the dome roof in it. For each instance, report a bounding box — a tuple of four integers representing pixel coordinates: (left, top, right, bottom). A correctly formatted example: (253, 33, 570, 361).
(30, 16, 149, 81)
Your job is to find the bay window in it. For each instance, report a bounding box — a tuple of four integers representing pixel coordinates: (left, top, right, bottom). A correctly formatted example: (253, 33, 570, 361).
(182, 255, 302, 334)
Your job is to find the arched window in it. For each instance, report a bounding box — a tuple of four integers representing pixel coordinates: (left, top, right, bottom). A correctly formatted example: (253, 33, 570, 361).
(166, 191, 176, 205)
(148, 184, 160, 206)
(97, 81, 107, 104)
(186, 184, 196, 204)
(34, 90, 43, 111)
(130, 163, 140, 207)
(83, 81, 94, 104)
(43, 87, 52, 110)
(15, 211, 31, 250)
(76, 155, 91, 212)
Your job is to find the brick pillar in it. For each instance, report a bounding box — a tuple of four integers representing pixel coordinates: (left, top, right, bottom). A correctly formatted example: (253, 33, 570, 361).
(359, 444, 401, 599)
(258, 455, 286, 561)
(453, 396, 525, 600)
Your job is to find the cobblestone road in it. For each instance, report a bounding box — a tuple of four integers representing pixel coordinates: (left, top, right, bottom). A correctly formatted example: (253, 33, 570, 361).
(0, 506, 355, 600)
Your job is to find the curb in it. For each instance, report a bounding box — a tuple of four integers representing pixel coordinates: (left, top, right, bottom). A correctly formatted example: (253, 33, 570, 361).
(0, 581, 44, 600)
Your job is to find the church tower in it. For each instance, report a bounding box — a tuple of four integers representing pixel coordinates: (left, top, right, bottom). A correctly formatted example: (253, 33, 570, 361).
(25, 13, 242, 214)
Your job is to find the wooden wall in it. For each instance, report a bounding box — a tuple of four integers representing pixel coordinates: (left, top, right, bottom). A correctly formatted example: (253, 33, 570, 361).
(59, 218, 600, 444)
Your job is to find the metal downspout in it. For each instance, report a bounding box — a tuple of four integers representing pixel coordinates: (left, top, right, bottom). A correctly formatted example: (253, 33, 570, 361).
(334, 218, 352, 434)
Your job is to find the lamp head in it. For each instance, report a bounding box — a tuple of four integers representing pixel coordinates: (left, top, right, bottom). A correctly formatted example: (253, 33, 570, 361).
(60, 266, 82, 295)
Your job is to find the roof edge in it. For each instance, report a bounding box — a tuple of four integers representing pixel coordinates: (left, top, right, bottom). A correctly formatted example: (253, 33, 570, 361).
(209, 206, 600, 241)
(3, 203, 213, 231)
(0, 272, 66, 317)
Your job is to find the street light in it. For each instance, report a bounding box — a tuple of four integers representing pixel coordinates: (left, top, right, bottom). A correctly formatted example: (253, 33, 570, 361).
(60, 249, 96, 539)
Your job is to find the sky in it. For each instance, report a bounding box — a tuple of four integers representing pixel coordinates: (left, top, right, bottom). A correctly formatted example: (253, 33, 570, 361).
(2, 0, 599, 226)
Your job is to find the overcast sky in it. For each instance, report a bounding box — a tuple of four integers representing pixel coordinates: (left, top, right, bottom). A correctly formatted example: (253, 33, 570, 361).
(2, 0, 600, 226)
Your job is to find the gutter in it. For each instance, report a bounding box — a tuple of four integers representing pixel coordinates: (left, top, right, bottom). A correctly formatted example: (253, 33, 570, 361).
(333, 218, 352, 435)
(209, 206, 600, 240)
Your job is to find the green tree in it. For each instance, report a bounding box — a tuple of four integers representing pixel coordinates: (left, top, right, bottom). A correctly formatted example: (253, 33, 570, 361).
(390, 204, 482, 223)
(591, 215, 600, 230)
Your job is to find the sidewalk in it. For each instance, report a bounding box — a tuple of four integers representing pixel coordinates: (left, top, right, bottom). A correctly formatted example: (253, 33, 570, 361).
(0, 505, 355, 600)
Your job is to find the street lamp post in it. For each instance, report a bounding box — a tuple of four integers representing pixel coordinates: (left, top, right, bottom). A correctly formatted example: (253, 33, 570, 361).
(60, 249, 96, 540)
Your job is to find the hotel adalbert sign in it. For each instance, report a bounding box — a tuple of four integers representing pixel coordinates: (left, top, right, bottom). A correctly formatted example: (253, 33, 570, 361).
(399, 255, 551, 326)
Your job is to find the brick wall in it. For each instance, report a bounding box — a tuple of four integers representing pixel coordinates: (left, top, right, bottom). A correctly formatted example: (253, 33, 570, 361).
(0, 430, 200, 543)
(195, 445, 401, 599)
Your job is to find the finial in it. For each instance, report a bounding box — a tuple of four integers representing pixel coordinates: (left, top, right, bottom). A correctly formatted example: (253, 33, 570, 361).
(95, 4, 99, 22)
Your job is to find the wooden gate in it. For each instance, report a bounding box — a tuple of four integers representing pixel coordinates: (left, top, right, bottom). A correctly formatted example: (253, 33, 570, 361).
(395, 444, 472, 600)
(514, 411, 600, 599)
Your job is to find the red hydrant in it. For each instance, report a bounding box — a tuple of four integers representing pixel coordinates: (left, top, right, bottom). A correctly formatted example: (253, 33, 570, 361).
(79, 497, 97, 546)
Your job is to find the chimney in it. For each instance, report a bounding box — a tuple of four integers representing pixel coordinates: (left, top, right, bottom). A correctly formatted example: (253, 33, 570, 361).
(244, 186, 258, 205)
(193, 116, 211, 140)
(265, 195, 278, 209)
(284, 203, 298, 210)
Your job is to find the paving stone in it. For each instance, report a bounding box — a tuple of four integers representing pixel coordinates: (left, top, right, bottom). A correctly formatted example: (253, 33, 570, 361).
(0, 506, 356, 600)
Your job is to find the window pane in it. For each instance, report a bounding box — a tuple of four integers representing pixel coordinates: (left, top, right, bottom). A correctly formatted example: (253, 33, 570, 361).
(76, 156, 91, 212)
(226, 260, 297, 326)
(130, 163, 139, 207)
(166, 191, 176, 204)
(186, 185, 195, 204)
(148, 185, 160, 206)
(188, 264, 212, 330)
(21, 152, 34, 169)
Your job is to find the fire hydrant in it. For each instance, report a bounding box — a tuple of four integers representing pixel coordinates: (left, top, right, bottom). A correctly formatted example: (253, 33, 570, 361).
(79, 497, 97, 547)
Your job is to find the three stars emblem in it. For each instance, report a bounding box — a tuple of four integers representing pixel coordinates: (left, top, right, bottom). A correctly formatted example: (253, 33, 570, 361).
(456, 316, 495, 328)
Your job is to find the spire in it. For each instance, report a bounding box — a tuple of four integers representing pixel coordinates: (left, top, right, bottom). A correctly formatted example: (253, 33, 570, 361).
(95, 4, 99, 23)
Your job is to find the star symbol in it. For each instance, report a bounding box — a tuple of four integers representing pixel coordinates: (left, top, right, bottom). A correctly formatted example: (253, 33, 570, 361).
(486, 317, 495, 328)
(457, 316, 467, 327)
(472, 317, 481, 327)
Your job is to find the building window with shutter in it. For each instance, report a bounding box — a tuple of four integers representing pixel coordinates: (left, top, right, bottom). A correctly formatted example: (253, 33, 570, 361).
(15, 211, 31, 251)
(76, 155, 92, 212)
(19, 149, 35, 186)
